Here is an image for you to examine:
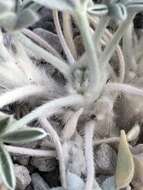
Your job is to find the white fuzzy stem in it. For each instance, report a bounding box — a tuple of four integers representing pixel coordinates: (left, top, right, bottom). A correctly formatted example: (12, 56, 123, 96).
(16, 32, 70, 78)
(22, 28, 61, 58)
(84, 121, 95, 190)
(40, 118, 67, 190)
(9, 94, 84, 131)
(5, 145, 56, 157)
(0, 85, 45, 108)
(106, 82, 143, 96)
(53, 10, 75, 65)
(63, 12, 77, 59)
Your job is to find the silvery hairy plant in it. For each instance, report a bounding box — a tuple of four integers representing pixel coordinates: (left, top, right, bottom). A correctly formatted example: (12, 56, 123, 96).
(0, 0, 143, 190)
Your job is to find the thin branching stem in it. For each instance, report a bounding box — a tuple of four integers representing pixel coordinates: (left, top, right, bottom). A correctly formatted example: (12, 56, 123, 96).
(123, 22, 137, 72)
(100, 15, 135, 68)
(0, 85, 46, 108)
(53, 10, 75, 65)
(5, 145, 56, 157)
(106, 82, 143, 96)
(16, 32, 70, 78)
(63, 12, 78, 59)
(75, 7, 101, 96)
(22, 28, 61, 58)
(84, 121, 95, 190)
(40, 118, 67, 190)
(93, 16, 110, 50)
(9, 94, 84, 131)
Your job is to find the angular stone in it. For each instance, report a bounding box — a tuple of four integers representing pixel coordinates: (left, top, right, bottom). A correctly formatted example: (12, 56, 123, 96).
(94, 143, 117, 174)
(15, 164, 31, 190)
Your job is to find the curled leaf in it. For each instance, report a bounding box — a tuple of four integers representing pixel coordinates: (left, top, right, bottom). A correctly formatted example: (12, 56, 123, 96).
(0, 144, 16, 190)
(1, 128, 47, 144)
(87, 4, 108, 16)
(115, 130, 134, 189)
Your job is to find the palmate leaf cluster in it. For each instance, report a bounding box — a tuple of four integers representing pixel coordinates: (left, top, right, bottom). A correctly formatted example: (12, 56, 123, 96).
(0, 0, 143, 190)
(0, 116, 46, 190)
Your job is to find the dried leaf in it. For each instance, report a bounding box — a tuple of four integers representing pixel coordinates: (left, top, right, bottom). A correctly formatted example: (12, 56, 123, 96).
(62, 108, 83, 140)
(115, 130, 134, 189)
(0, 144, 16, 190)
(1, 128, 47, 144)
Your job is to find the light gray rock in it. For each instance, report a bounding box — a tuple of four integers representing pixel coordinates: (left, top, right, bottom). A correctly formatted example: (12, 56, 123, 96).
(62, 135, 86, 176)
(14, 164, 31, 190)
(94, 143, 117, 174)
(32, 173, 50, 190)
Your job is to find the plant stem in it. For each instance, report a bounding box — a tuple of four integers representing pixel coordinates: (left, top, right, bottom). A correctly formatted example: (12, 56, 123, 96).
(0, 85, 45, 108)
(100, 15, 135, 68)
(75, 7, 101, 96)
(106, 82, 143, 96)
(16, 32, 70, 78)
(9, 94, 84, 131)
(63, 12, 77, 59)
(40, 118, 67, 190)
(22, 28, 61, 58)
(5, 145, 56, 157)
(53, 10, 75, 65)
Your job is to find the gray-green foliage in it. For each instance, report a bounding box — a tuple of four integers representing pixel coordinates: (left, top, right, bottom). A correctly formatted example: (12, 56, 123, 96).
(0, 0, 143, 190)
(0, 116, 46, 190)
(0, 0, 40, 31)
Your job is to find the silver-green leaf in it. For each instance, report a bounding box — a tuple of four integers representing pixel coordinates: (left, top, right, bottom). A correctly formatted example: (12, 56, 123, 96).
(0, 117, 10, 136)
(0, 144, 16, 190)
(1, 127, 47, 144)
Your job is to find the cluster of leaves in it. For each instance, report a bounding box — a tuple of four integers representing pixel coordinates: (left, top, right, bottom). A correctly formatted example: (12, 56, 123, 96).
(0, 115, 46, 190)
(1, 0, 143, 190)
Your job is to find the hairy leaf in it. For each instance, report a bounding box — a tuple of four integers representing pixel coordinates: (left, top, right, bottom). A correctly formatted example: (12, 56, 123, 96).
(0, 144, 16, 190)
(1, 128, 47, 144)
(115, 130, 134, 189)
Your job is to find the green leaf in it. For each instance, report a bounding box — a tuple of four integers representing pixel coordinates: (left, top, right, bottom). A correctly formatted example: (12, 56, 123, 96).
(0, 144, 16, 190)
(32, 0, 74, 11)
(15, 9, 39, 30)
(87, 4, 108, 16)
(115, 130, 134, 189)
(0, 117, 10, 136)
(1, 127, 47, 144)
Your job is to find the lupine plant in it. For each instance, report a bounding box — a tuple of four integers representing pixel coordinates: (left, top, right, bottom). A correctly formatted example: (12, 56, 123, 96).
(0, 0, 143, 190)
